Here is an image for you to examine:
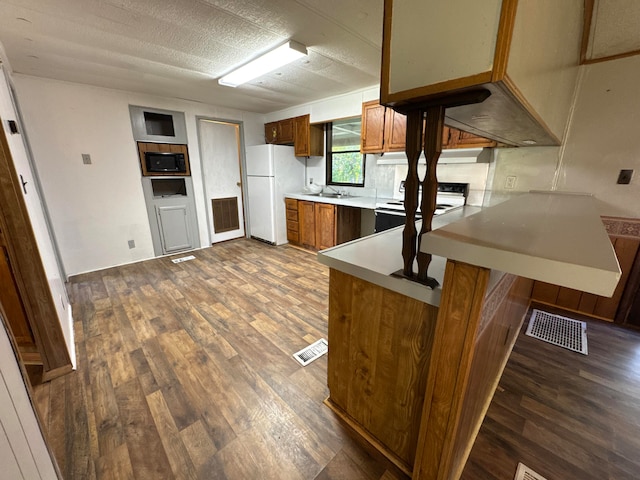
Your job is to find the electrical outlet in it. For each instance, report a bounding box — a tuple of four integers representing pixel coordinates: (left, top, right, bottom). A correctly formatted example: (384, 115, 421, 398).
(505, 175, 517, 189)
(82, 153, 92, 165)
(128, 239, 136, 249)
(617, 169, 633, 184)
(309, 177, 314, 184)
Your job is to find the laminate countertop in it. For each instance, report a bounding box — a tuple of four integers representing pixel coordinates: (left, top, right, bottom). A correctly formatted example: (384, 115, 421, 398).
(421, 191, 621, 297)
(317, 191, 622, 305)
(317, 206, 489, 306)
(284, 192, 394, 209)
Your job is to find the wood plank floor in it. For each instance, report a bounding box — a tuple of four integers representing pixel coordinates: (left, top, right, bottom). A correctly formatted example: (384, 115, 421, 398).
(31, 240, 640, 479)
(462, 305, 640, 480)
(32, 239, 403, 480)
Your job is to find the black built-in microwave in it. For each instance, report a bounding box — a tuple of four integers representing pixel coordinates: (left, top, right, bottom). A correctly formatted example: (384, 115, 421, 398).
(144, 151, 186, 173)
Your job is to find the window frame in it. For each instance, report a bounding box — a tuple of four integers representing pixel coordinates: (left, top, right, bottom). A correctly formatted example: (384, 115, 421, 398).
(325, 117, 366, 187)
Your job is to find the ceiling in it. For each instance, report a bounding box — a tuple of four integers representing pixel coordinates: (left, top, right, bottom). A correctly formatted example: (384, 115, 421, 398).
(0, 0, 637, 115)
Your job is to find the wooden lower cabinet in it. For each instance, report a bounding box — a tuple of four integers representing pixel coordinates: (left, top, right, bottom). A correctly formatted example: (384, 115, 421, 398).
(298, 200, 316, 248)
(284, 198, 299, 244)
(531, 234, 640, 321)
(325, 264, 533, 478)
(287, 199, 361, 250)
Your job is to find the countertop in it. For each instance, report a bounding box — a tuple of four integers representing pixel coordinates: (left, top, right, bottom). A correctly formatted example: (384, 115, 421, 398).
(421, 192, 621, 297)
(285, 192, 394, 209)
(317, 206, 487, 306)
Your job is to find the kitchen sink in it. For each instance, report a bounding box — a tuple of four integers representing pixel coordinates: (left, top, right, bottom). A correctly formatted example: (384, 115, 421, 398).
(314, 192, 356, 199)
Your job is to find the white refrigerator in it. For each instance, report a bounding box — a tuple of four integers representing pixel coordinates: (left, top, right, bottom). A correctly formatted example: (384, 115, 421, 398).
(245, 145, 305, 245)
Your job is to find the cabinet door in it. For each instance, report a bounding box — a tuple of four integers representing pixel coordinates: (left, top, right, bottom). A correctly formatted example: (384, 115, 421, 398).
(265, 122, 278, 144)
(156, 205, 193, 254)
(0, 245, 35, 348)
(278, 118, 295, 144)
(447, 128, 497, 149)
(298, 201, 316, 248)
(315, 203, 337, 250)
(361, 101, 386, 153)
(384, 108, 407, 152)
(294, 115, 310, 157)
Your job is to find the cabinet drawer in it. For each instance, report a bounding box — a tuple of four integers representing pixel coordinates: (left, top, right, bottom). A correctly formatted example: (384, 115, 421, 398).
(287, 220, 299, 232)
(285, 198, 298, 211)
(287, 229, 300, 244)
(286, 209, 298, 222)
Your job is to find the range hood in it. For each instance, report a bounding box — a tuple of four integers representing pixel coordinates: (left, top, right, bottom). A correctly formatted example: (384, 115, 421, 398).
(375, 147, 492, 165)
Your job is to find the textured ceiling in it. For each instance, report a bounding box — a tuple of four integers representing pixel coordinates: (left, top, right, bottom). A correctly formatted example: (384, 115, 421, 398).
(0, 1, 637, 114)
(0, 0, 383, 113)
(586, 0, 640, 61)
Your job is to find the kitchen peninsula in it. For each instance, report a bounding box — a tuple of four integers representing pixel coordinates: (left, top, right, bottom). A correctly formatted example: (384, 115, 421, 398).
(317, 192, 620, 480)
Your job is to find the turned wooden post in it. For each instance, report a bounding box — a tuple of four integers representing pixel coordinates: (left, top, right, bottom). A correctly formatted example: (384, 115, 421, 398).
(417, 105, 445, 282)
(402, 109, 424, 277)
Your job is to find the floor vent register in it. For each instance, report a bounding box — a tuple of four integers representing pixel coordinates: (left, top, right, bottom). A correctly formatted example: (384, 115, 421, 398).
(293, 339, 328, 366)
(526, 309, 588, 355)
(514, 462, 548, 480)
(171, 255, 196, 264)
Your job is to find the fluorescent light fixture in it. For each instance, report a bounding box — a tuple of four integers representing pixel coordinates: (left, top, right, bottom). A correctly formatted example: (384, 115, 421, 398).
(218, 40, 307, 87)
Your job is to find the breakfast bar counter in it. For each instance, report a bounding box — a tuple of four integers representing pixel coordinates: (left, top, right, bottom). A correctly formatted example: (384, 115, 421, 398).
(317, 191, 621, 480)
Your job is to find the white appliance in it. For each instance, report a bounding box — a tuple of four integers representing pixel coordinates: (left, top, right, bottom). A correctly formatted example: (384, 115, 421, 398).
(245, 144, 305, 245)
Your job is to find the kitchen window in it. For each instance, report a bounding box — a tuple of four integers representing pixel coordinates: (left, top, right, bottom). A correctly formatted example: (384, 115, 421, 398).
(326, 117, 365, 186)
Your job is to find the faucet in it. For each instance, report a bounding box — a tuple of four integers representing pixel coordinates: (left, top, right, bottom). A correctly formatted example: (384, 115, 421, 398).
(324, 185, 347, 196)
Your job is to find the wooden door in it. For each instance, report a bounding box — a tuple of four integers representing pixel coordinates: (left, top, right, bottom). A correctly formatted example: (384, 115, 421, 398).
(298, 201, 316, 248)
(384, 108, 407, 152)
(361, 101, 385, 153)
(315, 203, 336, 250)
(0, 242, 34, 348)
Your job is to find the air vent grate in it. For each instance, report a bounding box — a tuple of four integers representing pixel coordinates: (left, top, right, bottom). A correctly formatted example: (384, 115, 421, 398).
(293, 339, 328, 366)
(171, 255, 195, 264)
(514, 462, 547, 480)
(526, 309, 588, 355)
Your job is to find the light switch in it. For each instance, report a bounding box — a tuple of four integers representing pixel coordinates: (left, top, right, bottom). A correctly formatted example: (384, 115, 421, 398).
(82, 153, 92, 165)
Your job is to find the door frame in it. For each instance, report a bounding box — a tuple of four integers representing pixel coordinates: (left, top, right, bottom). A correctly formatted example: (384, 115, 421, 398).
(195, 117, 248, 245)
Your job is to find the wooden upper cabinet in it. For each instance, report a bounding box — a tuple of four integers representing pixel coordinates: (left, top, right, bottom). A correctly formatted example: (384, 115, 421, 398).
(266, 115, 323, 156)
(361, 100, 386, 153)
(381, 0, 583, 147)
(384, 108, 407, 152)
(361, 101, 495, 153)
(264, 118, 294, 144)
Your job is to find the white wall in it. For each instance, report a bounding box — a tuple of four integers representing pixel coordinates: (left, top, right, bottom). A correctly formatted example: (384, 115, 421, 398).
(13, 75, 264, 276)
(556, 56, 640, 217)
(264, 85, 379, 124)
(487, 55, 640, 218)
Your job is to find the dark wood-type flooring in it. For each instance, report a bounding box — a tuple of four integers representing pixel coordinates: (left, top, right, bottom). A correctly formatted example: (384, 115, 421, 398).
(463, 305, 640, 480)
(31, 239, 640, 479)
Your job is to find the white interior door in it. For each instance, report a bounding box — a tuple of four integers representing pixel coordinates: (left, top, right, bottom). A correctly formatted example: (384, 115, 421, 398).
(198, 119, 245, 244)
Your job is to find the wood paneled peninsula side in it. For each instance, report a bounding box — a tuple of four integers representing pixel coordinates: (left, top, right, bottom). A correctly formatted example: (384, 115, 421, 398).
(317, 193, 620, 480)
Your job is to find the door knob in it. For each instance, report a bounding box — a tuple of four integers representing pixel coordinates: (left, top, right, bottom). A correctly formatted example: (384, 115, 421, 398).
(236, 182, 242, 187)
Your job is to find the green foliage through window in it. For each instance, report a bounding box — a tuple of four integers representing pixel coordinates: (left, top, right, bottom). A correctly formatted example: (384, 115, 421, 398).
(326, 117, 364, 186)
